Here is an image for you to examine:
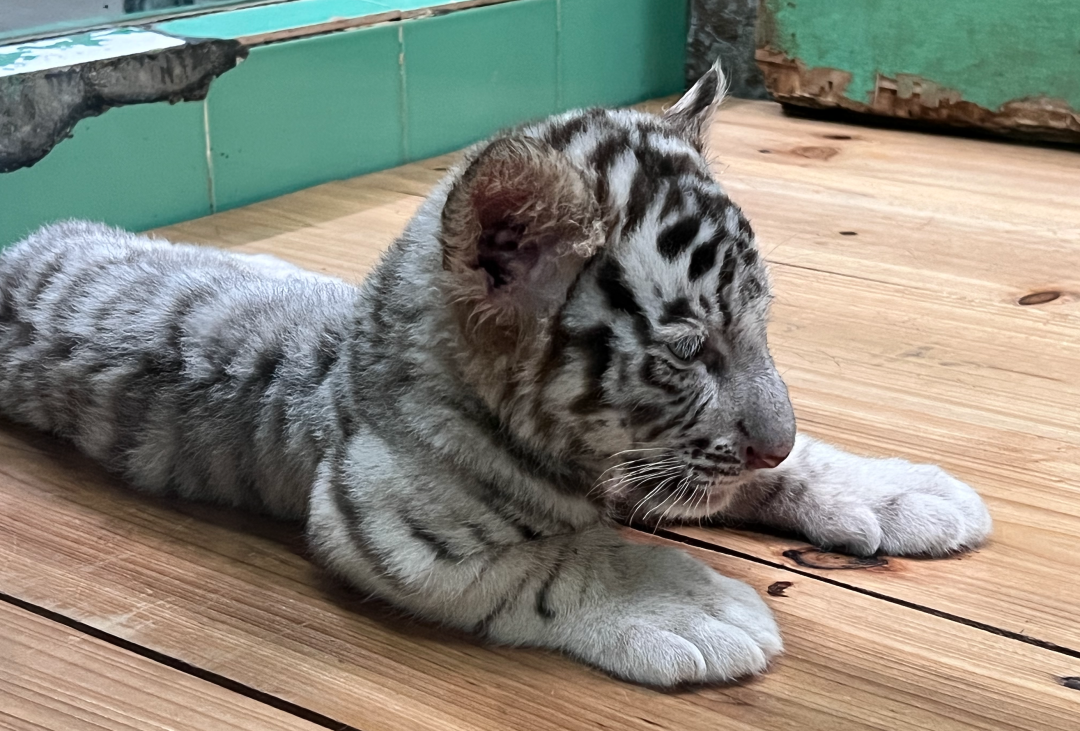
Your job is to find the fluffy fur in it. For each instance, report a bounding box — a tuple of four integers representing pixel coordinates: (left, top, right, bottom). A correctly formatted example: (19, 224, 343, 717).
(0, 63, 991, 686)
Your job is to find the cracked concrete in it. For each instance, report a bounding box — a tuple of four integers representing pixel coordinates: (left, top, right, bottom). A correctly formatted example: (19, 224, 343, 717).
(0, 37, 245, 173)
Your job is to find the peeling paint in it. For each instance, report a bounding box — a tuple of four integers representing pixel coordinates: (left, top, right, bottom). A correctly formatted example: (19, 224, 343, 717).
(0, 35, 245, 173)
(756, 48, 1080, 144)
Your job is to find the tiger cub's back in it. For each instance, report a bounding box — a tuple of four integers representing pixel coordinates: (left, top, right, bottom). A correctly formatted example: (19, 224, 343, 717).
(0, 220, 359, 518)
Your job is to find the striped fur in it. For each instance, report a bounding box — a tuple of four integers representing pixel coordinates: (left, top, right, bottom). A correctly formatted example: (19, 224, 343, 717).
(0, 64, 990, 685)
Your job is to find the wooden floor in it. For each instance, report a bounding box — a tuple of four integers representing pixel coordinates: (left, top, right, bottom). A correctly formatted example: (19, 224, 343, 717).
(3, 100, 1079, 730)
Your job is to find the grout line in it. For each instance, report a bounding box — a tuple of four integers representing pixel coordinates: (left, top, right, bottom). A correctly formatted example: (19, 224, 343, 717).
(643, 526, 1080, 661)
(554, 0, 562, 111)
(203, 98, 217, 213)
(397, 23, 409, 162)
(0, 590, 362, 731)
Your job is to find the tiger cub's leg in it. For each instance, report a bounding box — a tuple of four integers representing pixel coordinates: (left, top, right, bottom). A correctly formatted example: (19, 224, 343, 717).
(306, 450, 781, 687)
(721, 434, 993, 557)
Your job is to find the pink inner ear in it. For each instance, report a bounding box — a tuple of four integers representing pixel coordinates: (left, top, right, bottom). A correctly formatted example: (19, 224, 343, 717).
(477, 221, 540, 290)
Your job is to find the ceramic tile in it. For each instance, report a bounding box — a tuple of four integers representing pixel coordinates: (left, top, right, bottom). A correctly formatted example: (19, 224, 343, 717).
(206, 24, 403, 211)
(157, 0, 392, 41)
(404, 0, 558, 160)
(374, 0, 463, 9)
(0, 100, 210, 247)
(559, 0, 687, 110)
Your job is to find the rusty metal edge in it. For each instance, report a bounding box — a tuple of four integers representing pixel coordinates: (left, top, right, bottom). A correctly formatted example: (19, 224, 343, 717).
(756, 47, 1080, 146)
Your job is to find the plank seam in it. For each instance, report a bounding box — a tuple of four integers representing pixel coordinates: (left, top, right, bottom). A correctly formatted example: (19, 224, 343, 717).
(640, 526, 1080, 661)
(0, 590, 360, 731)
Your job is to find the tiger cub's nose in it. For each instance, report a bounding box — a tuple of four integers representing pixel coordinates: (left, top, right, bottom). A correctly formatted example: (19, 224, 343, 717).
(742, 441, 792, 471)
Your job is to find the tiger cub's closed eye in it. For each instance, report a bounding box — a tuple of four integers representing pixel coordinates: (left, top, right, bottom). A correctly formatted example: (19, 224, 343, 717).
(666, 337, 704, 364)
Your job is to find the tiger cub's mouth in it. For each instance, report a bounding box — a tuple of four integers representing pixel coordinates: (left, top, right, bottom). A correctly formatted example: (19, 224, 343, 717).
(605, 458, 751, 525)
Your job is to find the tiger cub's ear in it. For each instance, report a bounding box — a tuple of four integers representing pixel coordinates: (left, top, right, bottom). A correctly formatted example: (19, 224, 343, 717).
(664, 60, 728, 150)
(440, 136, 602, 331)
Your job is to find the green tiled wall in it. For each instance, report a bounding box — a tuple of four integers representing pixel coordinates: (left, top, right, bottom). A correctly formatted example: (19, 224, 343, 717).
(0, 101, 211, 245)
(560, 0, 688, 109)
(159, 0, 393, 41)
(404, 0, 558, 160)
(209, 24, 403, 210)
(0, 0, 688, 247)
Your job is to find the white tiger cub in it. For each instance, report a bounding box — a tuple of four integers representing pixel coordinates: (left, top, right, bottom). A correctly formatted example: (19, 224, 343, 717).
(0, 63, 990, 686)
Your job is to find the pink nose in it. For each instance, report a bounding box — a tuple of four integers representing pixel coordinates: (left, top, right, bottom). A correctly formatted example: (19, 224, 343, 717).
(743, 444, 791, 471)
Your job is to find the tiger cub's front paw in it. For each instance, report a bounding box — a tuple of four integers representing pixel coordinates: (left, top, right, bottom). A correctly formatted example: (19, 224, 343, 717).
(871, 462, 992, 556)
(564, 547, 783, 686)
(799, 456, 993, 557)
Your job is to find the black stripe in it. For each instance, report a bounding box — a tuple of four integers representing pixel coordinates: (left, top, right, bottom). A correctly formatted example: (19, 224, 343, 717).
(464, 520, 503, 550)
(640, 354, 681, 395)
(623, 146, 701, 238)
(232, 467, 267, 514)
(627, 401, 666, 427)
(312, 330, 343, 381)
(682, 69, 719, 119)
(588, 128, 629, 173)
(163, 285, 214, 352)
(587, 128, 631, 209)
(660, 297, 694, 325)
(106, 348, 182, 473)
(476, 574, 530, 637)
(399, 512, 462, 561)
(688, 238, 720, 281)
(568, 325, 613, 414)
(250, 344, 286, 389)
(535, 547, 571, 621)
(736, 211, 754, 237)
(471, 479, 544, 542)
(476, 596, 511, 636)
(450, 389, 592, 496)
(22, 250, 66, 308)
(621, 166, 659, 238)
(644, 395, 697, 442)
(716, 250, 737, 326)
(545, 111, 599, 150)
(47, 266, 110, 327)
(741, 274, 765, 299)
(329, 464, 408, 591)
(43, 333, 78, 361)
(595, 259, 642, 318)
(701, 343, 726, 375)
(659, 181, 683, 220)
(657, 218, 701, 261)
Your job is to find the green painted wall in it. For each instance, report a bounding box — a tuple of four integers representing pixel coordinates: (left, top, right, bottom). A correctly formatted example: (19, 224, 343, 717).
(0, 0, 688, 248)
(763, 0, 1080, 109)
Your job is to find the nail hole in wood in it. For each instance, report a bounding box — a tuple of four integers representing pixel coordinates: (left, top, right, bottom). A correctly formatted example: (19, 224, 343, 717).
(839, 231, 858, 236)
(1018, 291, 1061, 306)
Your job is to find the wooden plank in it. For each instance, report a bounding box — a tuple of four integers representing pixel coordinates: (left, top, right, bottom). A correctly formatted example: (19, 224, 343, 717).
(0, 424, 1077, 731)
(2, 98, 1077, 728)
(158, 100, 1080, 652)
(651, 100, 1080, 650)
(0, 601, 324, 731)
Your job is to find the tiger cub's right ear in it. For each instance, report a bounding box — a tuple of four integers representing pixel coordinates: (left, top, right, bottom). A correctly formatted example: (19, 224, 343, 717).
(439, 136, 602, 332)
(664, 60, 728, 150)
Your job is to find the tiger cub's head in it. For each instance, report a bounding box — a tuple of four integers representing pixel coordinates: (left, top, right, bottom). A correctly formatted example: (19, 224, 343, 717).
(437, 63, 795, 521)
